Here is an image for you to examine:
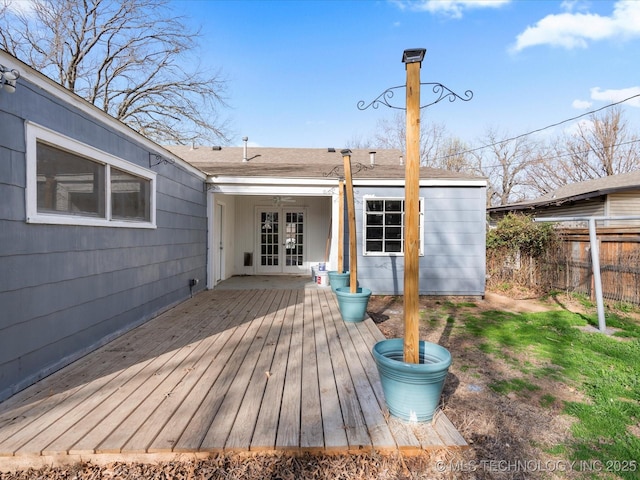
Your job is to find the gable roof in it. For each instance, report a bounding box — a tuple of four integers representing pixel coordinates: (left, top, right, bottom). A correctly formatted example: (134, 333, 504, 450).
(166, 146, 484, 181)
(489, 170, 640, 213)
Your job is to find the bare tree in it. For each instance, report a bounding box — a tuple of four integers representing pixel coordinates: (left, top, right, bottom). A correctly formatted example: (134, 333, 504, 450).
(0, 0, 229, 145)
(369, 112, 473, 170)
(529, 107, 640, 195)
(472, 128, 540, 207)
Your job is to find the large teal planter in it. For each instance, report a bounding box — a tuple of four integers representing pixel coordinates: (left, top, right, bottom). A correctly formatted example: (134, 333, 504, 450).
(335, 287, 372, 323)
(372, 338, 451, 422)
(327, 271, 350, 292)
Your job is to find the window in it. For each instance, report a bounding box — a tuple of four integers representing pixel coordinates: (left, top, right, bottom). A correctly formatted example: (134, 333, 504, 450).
(363, 197, 424, 255)
(26, 123, 156, 228)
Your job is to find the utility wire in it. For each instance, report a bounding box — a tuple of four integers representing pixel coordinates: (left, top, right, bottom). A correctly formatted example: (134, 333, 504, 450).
(432, 92, 640, 167)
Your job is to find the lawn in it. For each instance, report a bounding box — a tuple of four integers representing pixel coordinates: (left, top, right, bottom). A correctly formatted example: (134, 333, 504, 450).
(462, 302, 640, 479)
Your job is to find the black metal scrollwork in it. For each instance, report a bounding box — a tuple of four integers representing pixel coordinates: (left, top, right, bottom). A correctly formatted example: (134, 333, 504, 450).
(149, 153, 175, 167)
(357, 83, 473, 111)
(323, 163, 374, 178)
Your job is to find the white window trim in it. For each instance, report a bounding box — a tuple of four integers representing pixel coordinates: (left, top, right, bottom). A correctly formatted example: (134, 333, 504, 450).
(25, 122, 157, 228)
(362, 195, 424, 257)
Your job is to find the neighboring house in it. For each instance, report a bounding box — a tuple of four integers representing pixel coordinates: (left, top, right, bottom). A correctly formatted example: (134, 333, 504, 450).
(167, 145, 487, 297)
(488, 171, 640, 227)
(0, 52, 207, 401)
(1, 49, 487, 402)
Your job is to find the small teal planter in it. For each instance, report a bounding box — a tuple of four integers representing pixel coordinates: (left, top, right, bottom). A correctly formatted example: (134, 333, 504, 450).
(335, 286, 372, 323)
(372, 338, 451, 422)
(327, 271, 350, 292)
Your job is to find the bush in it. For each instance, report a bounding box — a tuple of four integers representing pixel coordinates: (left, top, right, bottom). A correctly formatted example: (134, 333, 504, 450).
(487, 213, 556, 258)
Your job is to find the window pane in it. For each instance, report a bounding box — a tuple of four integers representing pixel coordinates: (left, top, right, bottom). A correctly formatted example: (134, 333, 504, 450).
(386, 227, 402, 239)
(386, 200, 402, 212)
(367, 227, 383, 239)
(385, 241, 402, 252)
(111, 168, 151, 221)
(385, 213, 402, 226)
(367, 213, 383, 225)
(36, 142, 105, 217)
(366, 240, 383, 252)
(367, 200, 383, 212)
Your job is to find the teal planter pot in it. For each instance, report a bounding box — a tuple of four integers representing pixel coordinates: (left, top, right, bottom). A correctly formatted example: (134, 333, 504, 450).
(327, 271, 350, 292)
(372, 338, 451, 422)
(335, 287, 371, 323)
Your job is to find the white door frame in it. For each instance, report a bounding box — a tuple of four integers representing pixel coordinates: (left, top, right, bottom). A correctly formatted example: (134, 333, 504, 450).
(213, 201, 225, 284)
(255, 206, 307, 274)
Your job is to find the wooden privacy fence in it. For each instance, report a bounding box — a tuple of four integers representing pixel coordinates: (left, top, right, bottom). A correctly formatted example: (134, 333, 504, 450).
(487, 227, 640, 305)
(542, 228, 640, 305)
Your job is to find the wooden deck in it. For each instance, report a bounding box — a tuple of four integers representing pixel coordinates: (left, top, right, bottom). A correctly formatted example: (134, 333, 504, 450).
(0, 285, 466, 471)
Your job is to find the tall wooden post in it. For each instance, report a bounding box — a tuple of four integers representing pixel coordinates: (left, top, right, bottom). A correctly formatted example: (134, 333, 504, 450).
(342, 150, 358, 293)
(337, 179, 345, 273)
(403, 55, 422, 364)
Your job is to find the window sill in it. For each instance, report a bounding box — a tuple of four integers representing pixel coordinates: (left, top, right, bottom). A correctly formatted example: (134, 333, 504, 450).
(26, 214, 157, 229)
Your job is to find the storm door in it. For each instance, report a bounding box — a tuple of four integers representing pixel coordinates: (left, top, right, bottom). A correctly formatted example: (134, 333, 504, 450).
(256, 207, 305, 273)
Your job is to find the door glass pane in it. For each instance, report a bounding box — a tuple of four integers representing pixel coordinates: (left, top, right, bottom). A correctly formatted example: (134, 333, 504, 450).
(285, 211, 304, 266)
(260, 211, 279, 266)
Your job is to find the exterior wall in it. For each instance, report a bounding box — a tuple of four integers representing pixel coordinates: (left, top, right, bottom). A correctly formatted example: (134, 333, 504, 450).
(0, 73, 207, 401)
(489, 198, 606, 227)
(228, 195, 331, 276)
(353, 185, 486, 296)
(607, 191, 640, 227)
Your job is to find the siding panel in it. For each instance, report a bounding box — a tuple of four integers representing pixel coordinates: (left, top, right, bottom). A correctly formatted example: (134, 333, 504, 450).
(355, 186, 486, 295)
(0, 72, 207, 401)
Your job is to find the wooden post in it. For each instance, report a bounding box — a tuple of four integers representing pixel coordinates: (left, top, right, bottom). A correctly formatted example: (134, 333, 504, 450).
(338, 179, 344, 273)
(342, 150, 358, 293)
(404, 59, 421, 364)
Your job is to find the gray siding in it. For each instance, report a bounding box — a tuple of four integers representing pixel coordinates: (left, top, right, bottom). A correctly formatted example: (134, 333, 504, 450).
(351, 186, 486, 296)
(608, 191, 640, 227)
(0, 76, 207, 401)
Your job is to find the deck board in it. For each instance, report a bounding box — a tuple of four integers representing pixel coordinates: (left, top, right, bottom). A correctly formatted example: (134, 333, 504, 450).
(275, 290, 303, 450)
(0, 283, 466, 471)
(250, 290, 297, 451)
(299, 289, 324, 452)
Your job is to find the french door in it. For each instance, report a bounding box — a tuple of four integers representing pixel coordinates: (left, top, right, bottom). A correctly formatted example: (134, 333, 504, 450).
(256, 207, 305, 273)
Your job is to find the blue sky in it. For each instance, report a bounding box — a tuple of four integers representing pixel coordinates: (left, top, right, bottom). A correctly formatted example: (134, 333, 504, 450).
(177, 0, 640, 148)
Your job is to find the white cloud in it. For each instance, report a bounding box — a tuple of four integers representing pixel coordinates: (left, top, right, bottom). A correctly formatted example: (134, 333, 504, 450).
(564, 118, 593, 137)
(590, 86, 640, 107)
(4, 0, 36, 16)
(572, 99, 592, 109)
(393, 0, 510, 19)
(512, 0, 640, 52)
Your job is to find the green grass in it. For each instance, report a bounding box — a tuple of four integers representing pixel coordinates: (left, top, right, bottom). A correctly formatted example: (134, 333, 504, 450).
(489, 378, 540, 395)
(463, 307, 640, 479)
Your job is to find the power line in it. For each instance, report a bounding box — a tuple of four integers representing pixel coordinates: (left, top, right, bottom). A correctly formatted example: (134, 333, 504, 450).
(434, 92, 640, 166)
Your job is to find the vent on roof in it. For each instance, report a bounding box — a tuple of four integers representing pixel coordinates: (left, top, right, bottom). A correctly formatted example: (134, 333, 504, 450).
(369, 151, 376, 165)
(328, 148, 336, 153)
(242, 136, 248, 162)
(399, 155, 404, 165)
(211, 146, 222, 151)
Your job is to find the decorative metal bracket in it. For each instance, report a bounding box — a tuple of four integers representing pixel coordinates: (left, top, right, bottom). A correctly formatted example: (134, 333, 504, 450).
(357, 82, 473, 111)
(323, 163, 374, 178)
(149, 152, 175, 168)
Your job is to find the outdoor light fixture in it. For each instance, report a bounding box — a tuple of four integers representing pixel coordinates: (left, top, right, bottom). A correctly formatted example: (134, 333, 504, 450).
(0, 65, 20, 93)
(402, 48, 426, 65)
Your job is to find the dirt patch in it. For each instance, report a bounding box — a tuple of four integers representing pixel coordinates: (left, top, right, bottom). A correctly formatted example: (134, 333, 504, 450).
(368, 292, 583, 479)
